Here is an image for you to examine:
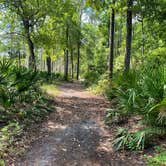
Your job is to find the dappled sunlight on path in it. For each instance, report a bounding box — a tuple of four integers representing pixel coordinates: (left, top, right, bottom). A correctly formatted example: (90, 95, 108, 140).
(15, 82, 146, 166)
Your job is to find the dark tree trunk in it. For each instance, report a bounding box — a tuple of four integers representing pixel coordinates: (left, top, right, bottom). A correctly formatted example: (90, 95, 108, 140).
(124, 0, 133, 71)
(70, 48, 74, 79)
(64, 50, 69, 81)
(76, 42, 80, 80)
(108, 1, 115, 79)
(64, 25, 69, 81)
(46, 56, 51, 75)
(76, 0, 84, 80)
(141, 18, 144, 56)
(28, 37, 36, 70)
(23, 19, 36, 70)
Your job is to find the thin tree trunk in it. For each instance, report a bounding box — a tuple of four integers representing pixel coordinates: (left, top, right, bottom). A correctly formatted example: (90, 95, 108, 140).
(108, 1, 115, 79)
(44, 59, 46, 71)
(64, 25, 69, 81)
(124, 0, 133, 71)
(141, 18, 144, 57)
(71, 48, 74, 79)
(64, 50, 69, 80)
(76, 42, 80, 80)
(76, 0, 84, 80)
(46, 55, 51, 75)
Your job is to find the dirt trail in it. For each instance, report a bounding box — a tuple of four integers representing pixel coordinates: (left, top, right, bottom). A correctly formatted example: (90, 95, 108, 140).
(15, 82, 146, 166)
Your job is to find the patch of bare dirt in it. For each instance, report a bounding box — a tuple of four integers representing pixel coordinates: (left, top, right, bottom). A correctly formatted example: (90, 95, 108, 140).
(14, 82, 146, 166)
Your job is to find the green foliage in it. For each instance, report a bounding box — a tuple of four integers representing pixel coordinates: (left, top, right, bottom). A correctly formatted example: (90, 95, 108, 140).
(39, 71, 64, 84)
(41, 84, 59, 96)
(0, 160, 5, 166)
(0, 122, 22, 156)
(83, 70, 100, 86)
(100, 57, 166, 151)
(146, 146, 166, 166)
(112, 127, 165, 151)
(112, 127, 148, 151)
(0, 58, 41, 106)
(105, 108, 127, 124)
(88, 76, 111, 95)
(0, 58, 55, 159)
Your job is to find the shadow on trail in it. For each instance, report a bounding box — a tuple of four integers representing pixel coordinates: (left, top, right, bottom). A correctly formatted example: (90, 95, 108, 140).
(16, 121, 112, 166)
(15, 83, 146, 166)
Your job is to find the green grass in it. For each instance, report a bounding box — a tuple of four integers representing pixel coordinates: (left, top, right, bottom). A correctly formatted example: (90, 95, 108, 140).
(41, 84, 59, 96)
(153, 151, 166, 164)
(147, 146, 166, 166)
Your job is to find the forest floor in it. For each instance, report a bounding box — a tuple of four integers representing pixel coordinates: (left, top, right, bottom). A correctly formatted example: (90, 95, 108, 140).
(14, 82, 146, 166)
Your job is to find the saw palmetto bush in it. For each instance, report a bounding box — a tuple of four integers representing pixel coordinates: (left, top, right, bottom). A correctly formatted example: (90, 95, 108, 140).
(0, 58, 55, 158)
(0, 58, 54, 124)
(0, 59, 38, 108)
(104, 56, 166, 150)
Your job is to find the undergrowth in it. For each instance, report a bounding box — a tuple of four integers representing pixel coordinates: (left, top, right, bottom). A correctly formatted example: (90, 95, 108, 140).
(89, 55, 166, 152)
(0, 58, 56, 162)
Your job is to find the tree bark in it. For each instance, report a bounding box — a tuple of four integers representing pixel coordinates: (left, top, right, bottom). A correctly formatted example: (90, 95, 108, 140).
(23, 19, 36, 70)
(46, 55, 51, 75)
(76, 0, 84, 80)
(70, 48, 74, 79)
(76, 42, 80, 80)
(124, 0, 133, 71)
(108, 1, 115, 79)
(64, 25, 69, 81)
(141, 18, 144, 57)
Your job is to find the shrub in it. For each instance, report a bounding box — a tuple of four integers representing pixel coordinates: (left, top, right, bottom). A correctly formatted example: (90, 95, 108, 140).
(112, 127, 163, 151)
(103, 58, 166, 151)
(83, 70, 100, 86)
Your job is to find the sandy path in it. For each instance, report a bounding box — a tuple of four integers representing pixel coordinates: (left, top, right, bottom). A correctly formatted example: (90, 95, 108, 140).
(15, 82, 145, 166)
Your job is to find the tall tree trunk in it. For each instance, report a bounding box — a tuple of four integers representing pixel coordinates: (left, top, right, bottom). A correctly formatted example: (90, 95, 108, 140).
(64, 25, 69, 81)
(46, 55, 51, 75)
(64, 50, 69, 80)
(141, 18, 144, 57)
(71, 48, 74, 79)
(76, 42, 80, 80)
(108, 1, 115, 79)
(76, 0, 84, 80)
(23, 20, 36, 70)
(124, 0, 133, 71)
(28, 37, 36, 70)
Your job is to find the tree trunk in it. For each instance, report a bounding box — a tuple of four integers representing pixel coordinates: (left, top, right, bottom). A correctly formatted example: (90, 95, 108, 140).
(71, 48, 74, 79)
(64, 25, 69, 81)
(64, 50, 69, 81)
(124, 0, 133, 71)
(76, 0, 84, 80)
(46, 55, 51, 75)
(23, 19, 36, 70)
(108, 1, 115, 79)
(76, 42, 80, 80)
(28, 37, 36, 70)
(141, 18, 144, 57)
